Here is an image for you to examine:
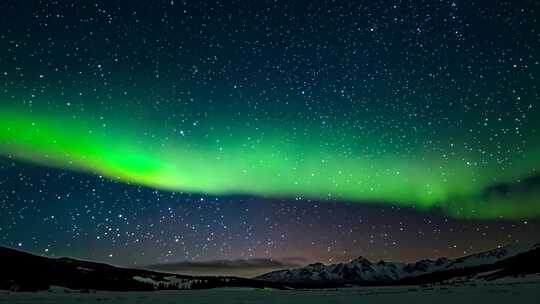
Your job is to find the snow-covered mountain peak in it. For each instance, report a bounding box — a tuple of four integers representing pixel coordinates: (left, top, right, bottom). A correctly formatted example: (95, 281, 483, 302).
(349, 256, 373, 267)
(305, 262, 326, 269)
(256, 242, 540, 284)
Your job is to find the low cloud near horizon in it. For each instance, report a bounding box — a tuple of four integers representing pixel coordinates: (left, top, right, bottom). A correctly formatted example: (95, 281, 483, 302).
(145, 257, 307, 278)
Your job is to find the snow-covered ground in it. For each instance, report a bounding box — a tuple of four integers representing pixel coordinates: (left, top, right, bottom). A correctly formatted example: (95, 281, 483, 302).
(1, 279, 539, 304)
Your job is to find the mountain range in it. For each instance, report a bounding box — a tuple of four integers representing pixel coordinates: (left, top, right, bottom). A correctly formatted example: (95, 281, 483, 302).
(256, 243, 540, 286)
(1, 243, 539, 292)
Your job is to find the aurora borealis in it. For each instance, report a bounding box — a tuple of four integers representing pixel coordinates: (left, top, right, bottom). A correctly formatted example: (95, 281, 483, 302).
(1, 105, 540, 219)
(1, 0, 540, 276)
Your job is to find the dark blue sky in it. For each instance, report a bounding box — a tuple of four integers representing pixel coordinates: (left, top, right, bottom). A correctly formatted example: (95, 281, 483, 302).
(0, 0, 539, 277)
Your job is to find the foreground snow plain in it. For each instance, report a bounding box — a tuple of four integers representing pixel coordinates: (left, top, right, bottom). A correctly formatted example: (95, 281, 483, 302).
(1, 279, 539, 304)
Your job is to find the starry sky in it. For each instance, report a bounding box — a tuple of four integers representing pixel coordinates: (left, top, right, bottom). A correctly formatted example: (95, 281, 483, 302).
(1, 0, 539, 277)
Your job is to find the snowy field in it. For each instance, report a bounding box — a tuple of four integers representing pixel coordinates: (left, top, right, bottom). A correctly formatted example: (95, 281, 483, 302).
(1, 280, 539, 304)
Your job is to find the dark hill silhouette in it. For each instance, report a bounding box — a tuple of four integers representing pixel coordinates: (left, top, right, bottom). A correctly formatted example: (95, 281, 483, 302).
(0, 246, 288, 291)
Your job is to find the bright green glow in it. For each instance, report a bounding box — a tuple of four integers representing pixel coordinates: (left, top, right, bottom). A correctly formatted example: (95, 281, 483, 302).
(1, 107, 539, 219)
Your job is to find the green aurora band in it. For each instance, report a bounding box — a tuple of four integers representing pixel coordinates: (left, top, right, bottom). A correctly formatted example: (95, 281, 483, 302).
(1, 107, 539, 219)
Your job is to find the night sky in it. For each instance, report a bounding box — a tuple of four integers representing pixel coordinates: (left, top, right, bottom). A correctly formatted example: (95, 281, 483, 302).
(1, 0, 539, 277)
